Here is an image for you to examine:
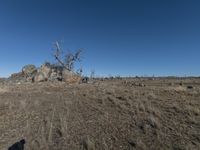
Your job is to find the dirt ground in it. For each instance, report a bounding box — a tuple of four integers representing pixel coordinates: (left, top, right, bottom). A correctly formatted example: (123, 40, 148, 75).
(0, 78, 199, 150)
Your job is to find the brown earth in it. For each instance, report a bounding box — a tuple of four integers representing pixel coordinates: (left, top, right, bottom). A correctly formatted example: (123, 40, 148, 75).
(0, 78, 199, 150)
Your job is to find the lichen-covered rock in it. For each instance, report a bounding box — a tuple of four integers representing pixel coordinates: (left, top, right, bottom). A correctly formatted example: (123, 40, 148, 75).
(9, 72, 26, 83)
(49, 71, 58, 81)
(33, 64, 64, 82)
(33, 72, 47, 82)
(49, 66, 63, 81)
(49, 70, 62, 81)
(62, 69, 81, 84)
(9, 63, 83, 84)
(10, 72, 25, 80)
(22, 65, 37, 77)
(38, 64, 51, 79)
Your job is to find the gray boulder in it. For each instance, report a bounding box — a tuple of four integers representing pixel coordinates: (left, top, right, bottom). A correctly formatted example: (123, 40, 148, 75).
(33, 63, 52, 82)
(38, 64, 51, 78)
(33, 72, 47, 82)
(22, 65, 37, 78)
(62, 69, 81, 84)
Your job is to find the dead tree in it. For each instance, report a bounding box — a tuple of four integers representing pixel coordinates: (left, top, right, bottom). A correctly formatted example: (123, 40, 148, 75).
(54, 41, 68, 69)
(53, 41, 82, 72)
(65, 49, 82, 71)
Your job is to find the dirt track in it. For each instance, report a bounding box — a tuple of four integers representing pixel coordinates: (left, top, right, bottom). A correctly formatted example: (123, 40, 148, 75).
(0, 78, 200, 150)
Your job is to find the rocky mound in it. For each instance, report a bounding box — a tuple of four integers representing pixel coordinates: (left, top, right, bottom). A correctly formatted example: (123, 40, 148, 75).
(9, 63, 82, 84)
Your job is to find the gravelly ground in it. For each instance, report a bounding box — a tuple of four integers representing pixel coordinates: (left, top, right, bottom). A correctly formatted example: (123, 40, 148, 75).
(0, 78, 199, 150)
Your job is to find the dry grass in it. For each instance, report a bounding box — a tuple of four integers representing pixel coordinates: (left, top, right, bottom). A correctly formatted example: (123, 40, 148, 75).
(0, 78, 199, 149)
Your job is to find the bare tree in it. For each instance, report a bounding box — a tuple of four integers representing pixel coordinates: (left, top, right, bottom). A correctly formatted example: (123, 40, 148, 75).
(64, 49, 82, 71)
(53, 41, 82, 72)
(53, 41, 67, 69)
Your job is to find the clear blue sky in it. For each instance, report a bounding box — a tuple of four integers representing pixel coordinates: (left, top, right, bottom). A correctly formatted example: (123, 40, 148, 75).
(0, 0, 200, 77)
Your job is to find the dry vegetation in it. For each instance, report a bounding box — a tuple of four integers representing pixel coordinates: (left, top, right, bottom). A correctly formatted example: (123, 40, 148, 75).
(0, 78, 200, 150)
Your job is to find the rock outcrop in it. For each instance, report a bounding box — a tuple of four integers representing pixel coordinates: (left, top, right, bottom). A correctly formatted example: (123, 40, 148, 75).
(9, 63, 83, 84)
(22, 65, 37, 77)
